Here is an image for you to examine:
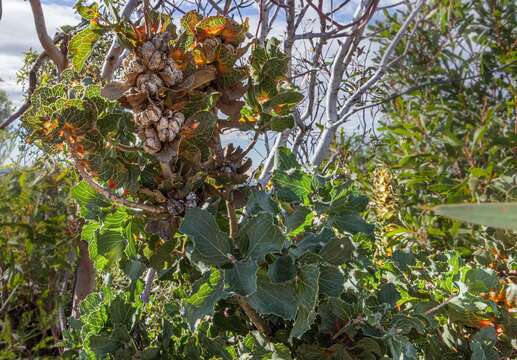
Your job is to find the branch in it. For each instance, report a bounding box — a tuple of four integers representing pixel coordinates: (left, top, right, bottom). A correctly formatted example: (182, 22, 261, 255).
(101, 0, 140, 81)
(235, 295, 271, 336)
(310, 0, 425, 166)
(334, 0, 425, 123)
(140, 268, 156, 303)
(70, 152, 167, 214)
(29, 0, 65, 72)
(257, 128, 290, 187)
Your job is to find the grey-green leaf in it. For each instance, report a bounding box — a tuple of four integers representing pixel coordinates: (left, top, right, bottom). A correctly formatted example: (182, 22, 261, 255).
(319, 236, 353, 265)
(268, 255, 296, 283)
(433, 202, 517, 230)
(184, 269, 228, 330)
(240, 213, 286, 261)
(180, 208, 232, 267)
(224, 259, 258, 296)
(319, 264, 345, 297)
(247, 271, 297, 320)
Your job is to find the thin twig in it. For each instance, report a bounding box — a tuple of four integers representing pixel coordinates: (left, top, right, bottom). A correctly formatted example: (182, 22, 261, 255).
(424, 294, 458, 316)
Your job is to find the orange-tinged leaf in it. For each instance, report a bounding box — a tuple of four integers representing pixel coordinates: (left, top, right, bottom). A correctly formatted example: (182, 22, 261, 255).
(196, 16, 227, 39)
(181, 11, 201, 33)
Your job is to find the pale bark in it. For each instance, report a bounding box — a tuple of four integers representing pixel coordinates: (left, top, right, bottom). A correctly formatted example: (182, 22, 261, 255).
(101, 0, 140, 81)
(29, 0, 65, 72)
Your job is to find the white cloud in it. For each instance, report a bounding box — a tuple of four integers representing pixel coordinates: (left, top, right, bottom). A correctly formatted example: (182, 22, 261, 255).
(0, 0, 78, 104)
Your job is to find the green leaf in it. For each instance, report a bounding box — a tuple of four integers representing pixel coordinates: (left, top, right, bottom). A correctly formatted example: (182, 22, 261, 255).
(97, 230, 126, 264)
(124, 222, 137, 258)
(224, 259, 257, 296)
(470, 327, 498, 360)
(247, 271, 297, 320)
(286, 206, 314, 237)
(378, 283, 401, 308)
(432, 202, 517, 230)
(319, 236, 353, 265)
(465, 268, 498, 294)
(290, 306, 316, 341)
(239, 213, 286, 261)
(290, 264, 320, 339)
(274, 147, 299, 171)
(89, 335, 120, 358)
(184, 269, 228, 330)
(331, 213, 374, 235)
(74, 1, 99, 20)
(319, 264, 344, 297)
(72, 181, 108, 220)
(69, 27, 101, 71)
(272, 169, 313, 203)
(268, 255, 296, 283)
(180, 208, 231, 267)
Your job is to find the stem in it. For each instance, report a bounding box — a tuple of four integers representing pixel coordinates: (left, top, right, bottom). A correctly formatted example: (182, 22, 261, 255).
(235, 295, 271, 336)
(226, 198, 238, 240)
(424, 294, 458, 316)
(224, 192, 270, 336)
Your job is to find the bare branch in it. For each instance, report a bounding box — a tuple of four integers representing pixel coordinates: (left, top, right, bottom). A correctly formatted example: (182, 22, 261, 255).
(101, 0, 140, 81)
(310, 0, 426, 166)
(29, 0, 65, 72)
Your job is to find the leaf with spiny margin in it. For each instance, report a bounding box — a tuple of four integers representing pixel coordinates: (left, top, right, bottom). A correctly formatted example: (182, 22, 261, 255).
(72, 181, 109, 220)
(268, 255, 296, 283)
(319, 264, 344, 297)
(180, 208, 231, 267)
(69, 27, 101, 71)
(239, 213, 286, 261)
(224, 259, 257, 296)
(74, 0, 99, 20)
(247, 271, 297, 320)
(319, 236, 353, 265)
(184, 269, 228, 330)
(290, 264, 320, 340)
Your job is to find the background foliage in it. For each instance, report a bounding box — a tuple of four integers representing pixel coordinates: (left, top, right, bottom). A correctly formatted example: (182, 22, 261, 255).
(0, 0, 516, 359)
